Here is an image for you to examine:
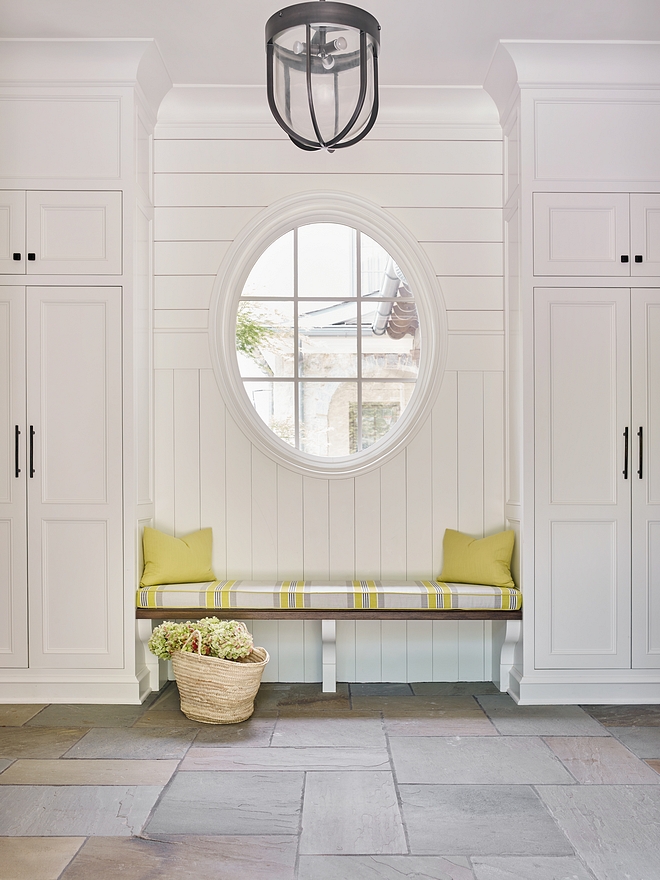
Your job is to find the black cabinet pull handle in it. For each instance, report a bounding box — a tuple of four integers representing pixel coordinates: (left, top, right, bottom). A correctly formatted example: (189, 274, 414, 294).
(12, 253, 21, 261)
(638, 426, 643, 479)
(623, 427, 629, 479)
(635, 255, 643, 263)
(27, 253, 36, 261)
(15, 426, 21, 478)
(29, 426, 35, 478)
(620, 255, 629, 263)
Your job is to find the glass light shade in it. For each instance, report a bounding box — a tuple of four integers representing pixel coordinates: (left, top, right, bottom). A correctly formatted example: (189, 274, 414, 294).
(266, 1, 380, 151)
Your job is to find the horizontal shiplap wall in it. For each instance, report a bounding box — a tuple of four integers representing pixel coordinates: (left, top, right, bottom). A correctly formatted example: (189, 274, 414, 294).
(153, 125, 504, 682)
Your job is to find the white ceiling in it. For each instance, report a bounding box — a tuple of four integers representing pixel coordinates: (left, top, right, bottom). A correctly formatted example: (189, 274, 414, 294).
(1, 0, 659, 88)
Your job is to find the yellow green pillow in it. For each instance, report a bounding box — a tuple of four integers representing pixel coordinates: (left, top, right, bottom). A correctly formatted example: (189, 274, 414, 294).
(140, 527, 215, 587)
(439, 528, 515, 589)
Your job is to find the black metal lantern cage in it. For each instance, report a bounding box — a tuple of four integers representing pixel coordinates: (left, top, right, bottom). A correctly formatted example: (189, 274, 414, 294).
(266, 1, 380, 151)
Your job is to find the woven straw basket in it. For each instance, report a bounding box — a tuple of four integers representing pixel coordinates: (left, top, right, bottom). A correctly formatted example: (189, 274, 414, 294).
(172, 638, 270, 724)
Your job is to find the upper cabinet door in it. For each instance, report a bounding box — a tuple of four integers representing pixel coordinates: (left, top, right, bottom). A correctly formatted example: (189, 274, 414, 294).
(0, 192, 26, 275)
(26, 191, 122, 275)
(630, 194, 660, 277)
(533, 193, 630, 276)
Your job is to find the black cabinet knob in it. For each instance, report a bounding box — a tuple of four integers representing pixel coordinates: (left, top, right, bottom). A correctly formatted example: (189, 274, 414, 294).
(621, 255, 629, 263)
(12, 253, 21, 261)
(635, 255, 643, 263)
(27, 253, 36, 261)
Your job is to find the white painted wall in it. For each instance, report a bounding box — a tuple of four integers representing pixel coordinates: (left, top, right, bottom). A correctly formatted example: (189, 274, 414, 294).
(152, 96, 505, 681)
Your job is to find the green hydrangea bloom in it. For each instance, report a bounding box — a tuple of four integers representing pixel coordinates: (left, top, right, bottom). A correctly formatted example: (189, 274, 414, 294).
(148, 617, 254, 661)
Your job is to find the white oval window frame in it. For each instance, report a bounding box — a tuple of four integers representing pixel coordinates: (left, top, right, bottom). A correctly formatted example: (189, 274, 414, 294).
(210, 191, 448, 478)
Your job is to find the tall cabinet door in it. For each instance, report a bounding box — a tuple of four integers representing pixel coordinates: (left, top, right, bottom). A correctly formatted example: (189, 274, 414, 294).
(535, 288, 632, 668)
(26, 287, 124, 668)
(632, 289, 660, 667)
(0, 287, 27, 667)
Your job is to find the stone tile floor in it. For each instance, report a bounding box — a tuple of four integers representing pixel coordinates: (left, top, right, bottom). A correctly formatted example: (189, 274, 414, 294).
(1, 682, 660, 879)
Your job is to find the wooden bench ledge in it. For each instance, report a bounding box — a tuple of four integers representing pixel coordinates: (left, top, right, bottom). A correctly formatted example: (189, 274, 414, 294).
(136, 607, 522, 621)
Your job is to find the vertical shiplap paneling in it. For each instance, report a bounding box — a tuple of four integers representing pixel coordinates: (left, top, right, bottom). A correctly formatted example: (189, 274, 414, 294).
(483, 371, 505, 534)
(456, 370, 489, 681)
(354, 469, 381, 578)
(355, 620, 382, 682)
(303, 477, 329, 579)
(457, 372, 485, 536)
(251, 448, 278, 578)
(199, 369, 227, 579)
(482, 370, 504, 682)
(432, 370, 459, 574)
(380, 453, 407, 578)
(407, 620, 434, 682)
(277, 466, 304, 579)
(154, 370, 175, 531)
(224, 413, 252, 576)
(406, 416, 433, 579)
(329, 478, 355, 578)
(381, 620, 407, 681)
(173, 370, 201, 534)
(433, 620, 460, 681)
(458, 620, 486, 681)
(336, 620, 356, 683)
(277, 620, 306, 682)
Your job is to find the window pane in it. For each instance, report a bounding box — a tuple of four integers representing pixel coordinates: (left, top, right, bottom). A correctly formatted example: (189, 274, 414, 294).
(361, 233, 391, 296)
(299, 301, 357, 378)
(300, 381, 356, 457)
(237, 301, 295, 378)
(243, 381, 295, 446)
(362, 296, 421, 379)
(242, 231, 294, 297)
(298, 224, 356, 297)
(360, 382, 415, 448)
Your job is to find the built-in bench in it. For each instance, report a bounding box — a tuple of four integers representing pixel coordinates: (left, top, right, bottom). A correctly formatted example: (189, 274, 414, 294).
(136, 579, 522, 693)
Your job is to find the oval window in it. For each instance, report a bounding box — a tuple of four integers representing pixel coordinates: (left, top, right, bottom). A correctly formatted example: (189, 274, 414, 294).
(236, 223, 422, 457)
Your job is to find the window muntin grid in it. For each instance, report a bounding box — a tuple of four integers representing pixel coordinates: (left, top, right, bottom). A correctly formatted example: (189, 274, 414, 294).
(237, 223, 421, 457)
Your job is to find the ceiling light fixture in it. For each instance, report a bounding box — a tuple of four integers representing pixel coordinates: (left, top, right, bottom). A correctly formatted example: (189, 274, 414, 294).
(266, 0, 380, 152)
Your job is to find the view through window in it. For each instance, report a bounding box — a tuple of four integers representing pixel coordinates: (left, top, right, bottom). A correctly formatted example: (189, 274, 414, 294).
(236, 223, 421, 457)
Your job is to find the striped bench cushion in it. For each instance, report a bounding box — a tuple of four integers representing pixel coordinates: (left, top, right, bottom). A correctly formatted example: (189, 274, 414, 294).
(136, 580, 522, 612)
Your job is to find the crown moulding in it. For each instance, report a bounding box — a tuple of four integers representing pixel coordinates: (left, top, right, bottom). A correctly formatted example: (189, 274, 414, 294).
(156, 84, 500, 128)
(485, 40, 660, 120)
(0, 39, 172, 117)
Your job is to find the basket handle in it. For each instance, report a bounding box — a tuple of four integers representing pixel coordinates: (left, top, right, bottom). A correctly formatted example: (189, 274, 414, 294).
(182, 629, 203, 655)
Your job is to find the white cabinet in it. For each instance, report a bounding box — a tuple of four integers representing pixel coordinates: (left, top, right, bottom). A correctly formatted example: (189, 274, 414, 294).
(534, 287, 660, 670)
(0, 286, 124, 670)
(0, 191, 122, 275)
(534, 193, 660, 276)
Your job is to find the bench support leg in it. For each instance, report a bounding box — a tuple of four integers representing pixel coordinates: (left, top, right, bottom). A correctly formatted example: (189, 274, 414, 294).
(322, 619, 337, 693)
(498, 619, 522, 693)
(136, 619, 169, 695)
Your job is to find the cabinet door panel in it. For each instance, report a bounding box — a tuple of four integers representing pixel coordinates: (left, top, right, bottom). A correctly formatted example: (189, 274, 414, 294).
(533, 193, 630, 276)
(26, 191, 122, 275)
(535, 288, 631, 669)
(0, 192, 26, 275)
(0, 287, 27, 666)
(632, 290, 660, 667)
(630, 194, 660, 277)
(27, 287, 123, 669)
